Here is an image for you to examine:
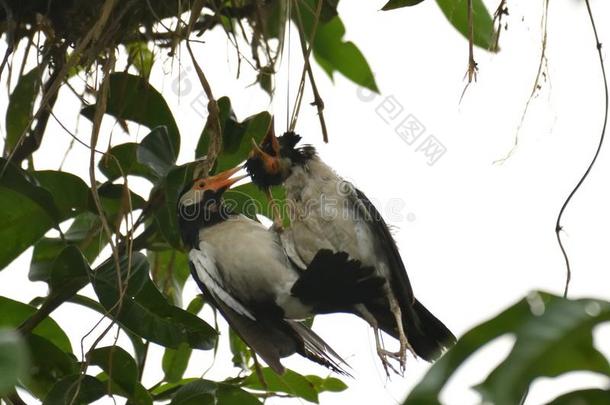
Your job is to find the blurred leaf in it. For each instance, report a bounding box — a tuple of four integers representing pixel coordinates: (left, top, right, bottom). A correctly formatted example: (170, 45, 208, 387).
(81, 72, 180, 154)
(5, 67, 41, 153)
(151, 378, 198, 401)
(91, 253, 217, 350)
(96, 372, 153, 405)
(297, 1, 378, 92)
(549, 389, 610, 405)
(305, 375, 347, 393)
(405, 292, 610, 405)
(382, 0, 425, 9)
(99, 143, 155, 182)
(127, 42, 155, 79)
(98, 182, 146, 223)
(224, 183, 287, 225)
(435, 0, 495, 51)
(243, 367, 319, 403)
(48, 245, 90, 293)
(170, 379, 261, 405)
(88, 346, 138, 396)
(137, 126, 179, 180)
(229, 327, 251, 371)
(0, 329, 29, 395)
(42, 374, 105, 405)
(196, 97, 272, 172)
(23, 334, 78, 399)
(0, 296, 71, 353)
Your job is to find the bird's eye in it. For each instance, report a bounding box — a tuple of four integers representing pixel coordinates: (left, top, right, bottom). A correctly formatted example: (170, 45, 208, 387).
(195, 180, 206, 189)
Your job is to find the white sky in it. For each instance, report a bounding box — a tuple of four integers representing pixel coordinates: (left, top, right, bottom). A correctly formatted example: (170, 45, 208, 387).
(1, 1, 610, 404)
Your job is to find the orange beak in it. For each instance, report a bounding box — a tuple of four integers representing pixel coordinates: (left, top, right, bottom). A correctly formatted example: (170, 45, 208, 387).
(250, 138, 280, 174)
(194, 165, 247, 192)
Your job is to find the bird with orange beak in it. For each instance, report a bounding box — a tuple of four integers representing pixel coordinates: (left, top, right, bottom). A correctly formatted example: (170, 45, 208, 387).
(178, 165, 385, 375)
(245, 129, 456, 375)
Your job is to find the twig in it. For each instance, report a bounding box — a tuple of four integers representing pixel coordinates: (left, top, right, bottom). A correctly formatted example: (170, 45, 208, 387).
(494, 0, 550, 164)
(185, 0, 222, 177)
(556, 0, 608, 298)
(459, 0, 478, 102)
(291, 0, 328, 143)
(491, 0, 508, 52)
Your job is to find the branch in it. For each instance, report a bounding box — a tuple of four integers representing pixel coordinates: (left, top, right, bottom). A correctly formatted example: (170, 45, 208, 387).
(555, 0, 608, 298)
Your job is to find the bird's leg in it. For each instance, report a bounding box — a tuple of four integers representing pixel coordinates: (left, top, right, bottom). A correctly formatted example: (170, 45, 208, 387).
(387, 293, 414, 373)
(356, 305, 399, 377)
(265, 187, 283, 231)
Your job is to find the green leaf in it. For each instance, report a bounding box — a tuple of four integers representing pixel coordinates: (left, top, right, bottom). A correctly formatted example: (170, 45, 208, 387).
(162, 343, 192, 384)
(297, 1, 378, 92)
(243, 367, 319, 403)
(435, 0, 495, 51)
(196, 97, 272, 171)
(405, 292, 610, 405)
(150, 378, 199, 401)
(31, 171, 90, 219)
(88, 346, 138, 395)
(382, 0, 425, 10)
(23, 334, 78, 399)
(5, 67, 41, 153)
(305, 375, 348, 393)
(549, 389, 610, 405)
(224, 183, 287, 225)
(30, 213, 107, 283)
(137, 126, 180, 180)
(99, 142, 155, 182)
(0, 160, 62, 270)
(229, 327, 251, 371)
(48, 245, 90, 293)
(148, 249, 190, 306)
(170, 380, 261, 405)
(42, 375, 105, 405)
(0, 329, 29, 395)
(96, 372, 153, 405)
(126, 42, 155, 79)
(91, 253, 217, 350)
(81, 72, 180, 154)
(0, 296, 72, 353)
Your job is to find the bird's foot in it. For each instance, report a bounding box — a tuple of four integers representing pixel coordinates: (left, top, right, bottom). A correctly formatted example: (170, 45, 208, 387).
(376, 348, 404, 377)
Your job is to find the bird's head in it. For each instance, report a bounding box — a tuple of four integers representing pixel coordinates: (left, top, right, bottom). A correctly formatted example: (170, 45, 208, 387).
(245, 128, 316, 188)
(178, 165, 245, 245)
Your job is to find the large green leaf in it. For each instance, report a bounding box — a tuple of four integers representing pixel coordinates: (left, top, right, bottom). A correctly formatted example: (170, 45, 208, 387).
(196, 97, 272, 172)
(224, 183, 288, 225)
(435, 0, 495, 51)
(31, 171, 91, 219)
(137, 126, 179, 180)
(126, 42, 155, 79)
(81, 72, 180, 154)
(95, 372, 153, 405)
(88, 346, 139, 397)
(0, 160, 63, 270)
(47, 245, 90, 293)
(229, 327, 251, 371)
(23, 334, 78, 399)
(30, 213, 107, 283)
(0, 329, 29, 395)
(148, 249, 190, 306)
(405, 292, 610, 405)
(91, 253, 217, 350)
(5, 67, 41, 153)
(297, 1, 378, 92)
(169, 379, 261, 405)
(42, 375, 105, 405)
(99, 142, 155, 182)
(0, 296, 71, 353)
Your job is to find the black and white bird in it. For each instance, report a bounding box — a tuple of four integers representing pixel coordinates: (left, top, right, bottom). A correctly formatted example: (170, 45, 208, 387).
(178, 165, 385, 375)
(245, 131, 456, 374)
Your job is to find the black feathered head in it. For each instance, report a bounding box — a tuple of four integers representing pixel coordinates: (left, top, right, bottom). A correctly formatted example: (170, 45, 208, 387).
(245, 128, 316, 189)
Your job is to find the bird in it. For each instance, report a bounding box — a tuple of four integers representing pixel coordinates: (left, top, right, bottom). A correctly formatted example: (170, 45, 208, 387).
(177, 165, 385, 375)
(245, 129, 457, 374)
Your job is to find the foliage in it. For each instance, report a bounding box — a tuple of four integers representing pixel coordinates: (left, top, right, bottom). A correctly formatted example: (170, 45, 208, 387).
(5, 0, 592, 405)
(405, 292, 610, 405)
